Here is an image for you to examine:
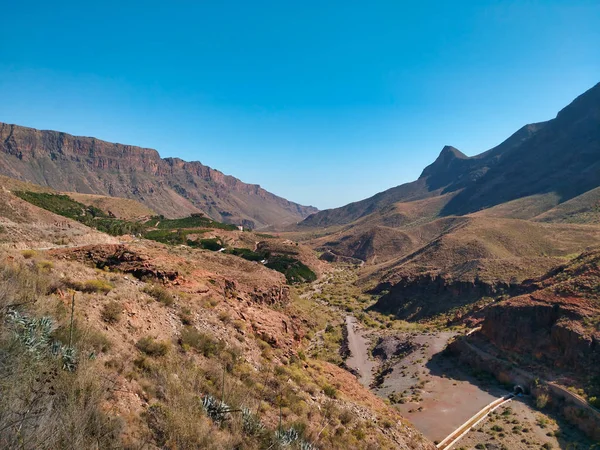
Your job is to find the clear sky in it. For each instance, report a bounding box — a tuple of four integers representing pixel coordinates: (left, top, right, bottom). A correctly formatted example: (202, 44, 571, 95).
(1, 1, 598, 209)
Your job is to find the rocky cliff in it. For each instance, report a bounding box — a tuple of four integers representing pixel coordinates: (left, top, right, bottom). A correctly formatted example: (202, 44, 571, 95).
(0, 122, 317, 228)
(480, 249, 600, 374)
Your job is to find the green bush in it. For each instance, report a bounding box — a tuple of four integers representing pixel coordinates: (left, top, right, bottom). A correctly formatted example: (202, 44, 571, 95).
(536, 393, 549, 409)
(265, 256, 316, 284)
(21, 249, 37, 259)
(226, 247, 265, 261)
(136, 337, 170, 357)
(36, 260, 54, 271)
(323, 384, 337, 398)
(195, 238, 223, 251)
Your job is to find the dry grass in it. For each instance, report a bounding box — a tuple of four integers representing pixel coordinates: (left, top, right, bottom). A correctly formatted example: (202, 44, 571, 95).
(143, 284, 174, 306)
(0, 260, 122, 449)
(101, 300, 123, 324)
(136, 336, 170, 357)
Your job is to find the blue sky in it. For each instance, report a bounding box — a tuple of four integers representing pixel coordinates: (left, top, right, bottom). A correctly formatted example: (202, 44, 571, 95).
(0, 1, 598, 209)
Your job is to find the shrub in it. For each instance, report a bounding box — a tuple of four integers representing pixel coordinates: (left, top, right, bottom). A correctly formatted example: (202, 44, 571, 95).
(35, 260, 54, 271)
(323, 384, 337, 398)
(144, 285, 174, 306)
(218, 310, 231, 324)
(536, 393, 550, 409)
(179, 307, 193, 325)
(589, 396, 600, 408)
(136, 337, 170, 357)
(339, 409, 353, 425)
(101, 301, 123, 324)
(21, 249, 36, 259)
(83, 279, 113, 294)
(179, 326, 224, 357)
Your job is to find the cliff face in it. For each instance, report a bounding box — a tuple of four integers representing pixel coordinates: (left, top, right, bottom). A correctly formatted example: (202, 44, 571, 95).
(0, 122, 317, 228)
(480, 249, 600, 376)
(370, 273, 521, 321)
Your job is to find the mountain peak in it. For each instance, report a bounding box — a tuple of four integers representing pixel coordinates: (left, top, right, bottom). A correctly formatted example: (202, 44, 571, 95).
(419, 146, 467, 180)
(439, 145, 467, 159)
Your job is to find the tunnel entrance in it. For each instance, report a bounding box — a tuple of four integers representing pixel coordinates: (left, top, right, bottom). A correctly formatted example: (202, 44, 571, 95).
(514, 385, 525, 395)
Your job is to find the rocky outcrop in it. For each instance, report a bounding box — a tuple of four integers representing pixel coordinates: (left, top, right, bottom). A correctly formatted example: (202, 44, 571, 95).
(0, 122, 317, 228)
(50, 244, 179, 282)
(369, 273, 522, 321)
(481, 298, 600, 371)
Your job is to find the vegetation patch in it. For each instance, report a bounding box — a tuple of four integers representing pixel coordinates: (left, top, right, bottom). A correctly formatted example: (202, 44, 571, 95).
(265, 256, 317, 284)
(143, 285, 174, 306)
(15, 191, 146, 236)
(151, 213, 237, 231)
(225, 247, 265, 262)
(179, 326, 225, 357)
(101, 300, 123, 324)
(136, 336, 170, 357)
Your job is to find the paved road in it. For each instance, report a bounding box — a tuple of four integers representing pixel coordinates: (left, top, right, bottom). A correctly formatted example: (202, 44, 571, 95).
(437, 395, 513, 449)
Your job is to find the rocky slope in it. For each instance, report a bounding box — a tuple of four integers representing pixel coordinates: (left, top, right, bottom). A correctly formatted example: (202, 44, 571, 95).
(0, 122, 317, 228)
(0, 214, 434, 448)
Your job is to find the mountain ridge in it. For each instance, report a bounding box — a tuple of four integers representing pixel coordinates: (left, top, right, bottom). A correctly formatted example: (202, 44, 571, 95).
(0, 121, 317, 229)
(301, 82, 600, 228)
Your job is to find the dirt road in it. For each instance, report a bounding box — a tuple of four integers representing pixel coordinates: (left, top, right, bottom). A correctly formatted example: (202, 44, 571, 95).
(344, 316, 376, 387)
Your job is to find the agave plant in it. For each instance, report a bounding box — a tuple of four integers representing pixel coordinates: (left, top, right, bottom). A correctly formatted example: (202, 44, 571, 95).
(201, 394, 231, 424)
(241, 407, 265, 436)
(275, 427, 299, 446)
(6, 309, 78, 371)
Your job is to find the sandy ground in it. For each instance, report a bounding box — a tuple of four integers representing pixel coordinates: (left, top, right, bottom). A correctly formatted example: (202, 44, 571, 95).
(373, 331, 508, 443)
(458, 397, 597, 449)
(345, 315, 376, 387)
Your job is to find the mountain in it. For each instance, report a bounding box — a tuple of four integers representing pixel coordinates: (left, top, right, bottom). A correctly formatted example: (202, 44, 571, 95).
(297, 83, 600, 322)
(0, 122, 317, 229)
(300, 82, 600, 228)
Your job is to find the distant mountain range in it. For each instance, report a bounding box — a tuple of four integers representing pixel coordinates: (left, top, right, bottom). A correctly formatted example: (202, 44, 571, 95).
(0, 123, 317, 229)
(301, 82, 600, 228)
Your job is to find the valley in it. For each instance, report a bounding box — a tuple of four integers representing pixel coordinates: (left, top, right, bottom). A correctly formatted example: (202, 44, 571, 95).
(0, 82, 599, 449)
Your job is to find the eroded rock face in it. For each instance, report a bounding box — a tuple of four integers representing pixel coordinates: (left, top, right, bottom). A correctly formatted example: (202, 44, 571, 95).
(51, 244, 179, 282)
(480, 249, 600, 373)
(0, 122, 317, 227)
(481, 298, 600, 371)
(370, 274, 522, 321)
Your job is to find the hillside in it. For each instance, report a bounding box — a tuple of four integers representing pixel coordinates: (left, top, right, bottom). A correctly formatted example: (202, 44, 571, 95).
(0, 122, 317, 228)
(301, 82, 600, 229)
(0, 186, 433, 448)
